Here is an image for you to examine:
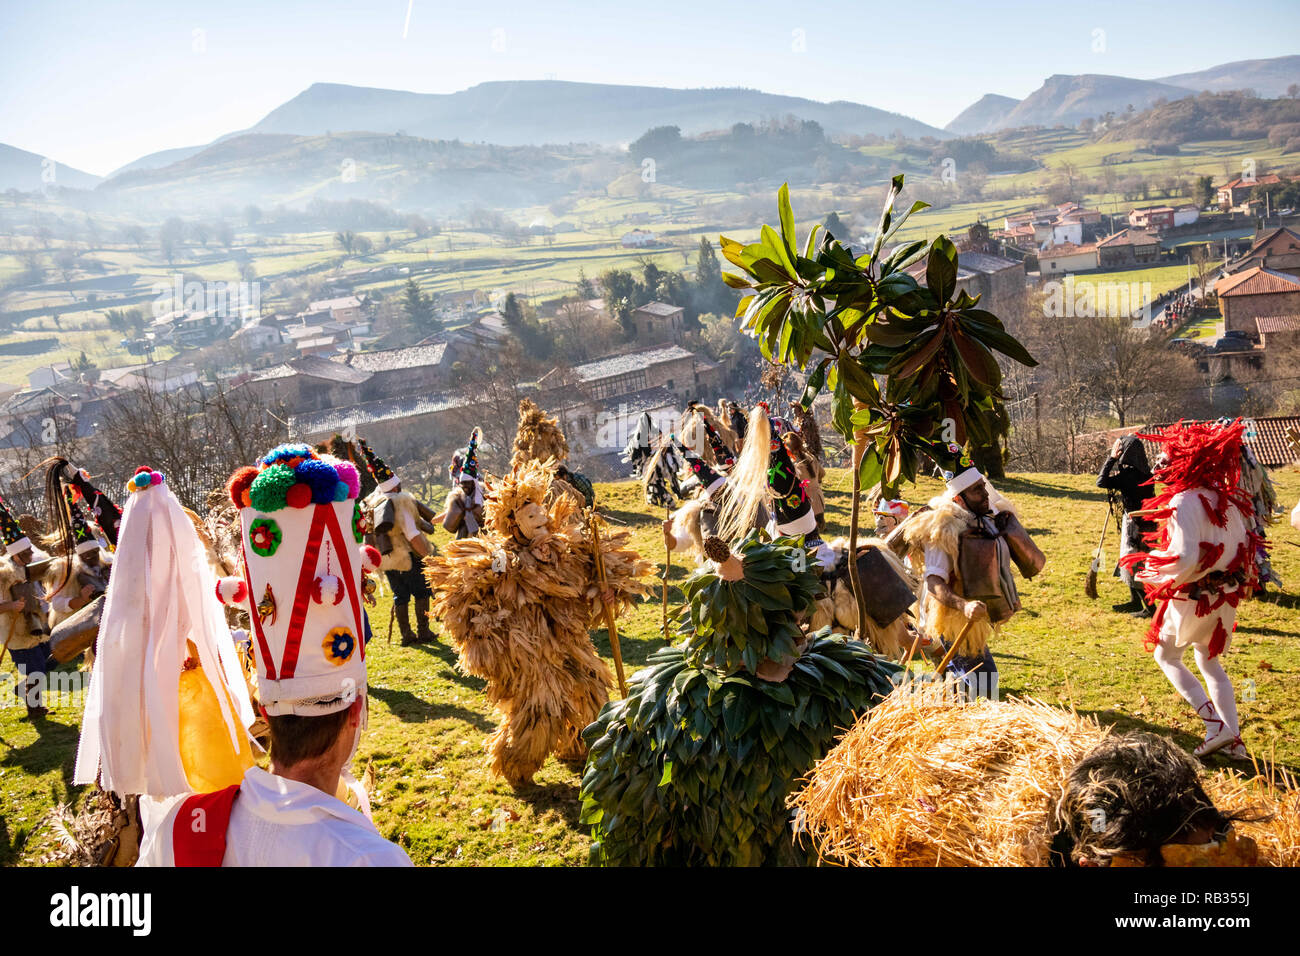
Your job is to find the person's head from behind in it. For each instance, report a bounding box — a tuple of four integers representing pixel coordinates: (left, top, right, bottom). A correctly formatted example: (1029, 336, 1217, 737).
(1054, 733, 1244, 867)
(782, 431, 805, 460)
(266, 696, 364, 777)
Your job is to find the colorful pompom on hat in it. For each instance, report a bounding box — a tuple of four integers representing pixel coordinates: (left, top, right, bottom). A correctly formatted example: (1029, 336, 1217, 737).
(357, 437, 398, 493)
(228, 443, 367, 716)
(0, 492, 31, 556)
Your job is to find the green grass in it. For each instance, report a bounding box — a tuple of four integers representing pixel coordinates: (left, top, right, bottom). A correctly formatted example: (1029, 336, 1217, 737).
(4, 465, 1299, 866)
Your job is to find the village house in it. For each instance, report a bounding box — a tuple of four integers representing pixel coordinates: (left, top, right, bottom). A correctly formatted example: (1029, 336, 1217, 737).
(1227, 227, 1300, 279)
(629, 301, 685, 345)
(98, 361, 200, 393)
(239, 355, 372, 414)
(334, 342, 458, 399)
(1096, 229, 1161, 268)
(230, 322, 286, 353)
(1214, 266, 1300, 338)
(308, 295, 366, 326)
(1037, 242, 1098, 275)
(1128, 204, 1199, 232)
(538, 344, 720, 407)
(27, 362, 74, 389)
(621, 229, 657, 248)
(1217, 174, 1283, 210)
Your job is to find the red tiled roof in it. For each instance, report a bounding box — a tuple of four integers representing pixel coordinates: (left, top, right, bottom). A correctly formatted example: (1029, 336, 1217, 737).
(1216, 266, 1300, 297)
(1256, 314, 1300, 334)
(1218, 174, 1283, 191)
(1083, 417, 1300, 468)
(1040, 242, 1096, 257)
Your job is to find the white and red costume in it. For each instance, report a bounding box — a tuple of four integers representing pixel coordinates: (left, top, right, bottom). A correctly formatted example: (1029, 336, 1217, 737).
(1124, 421, 1263, 759)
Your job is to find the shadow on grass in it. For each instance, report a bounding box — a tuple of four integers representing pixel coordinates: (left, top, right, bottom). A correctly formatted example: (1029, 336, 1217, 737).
(511, 777, 583, 830)
(1000, 477, 1109, 503)
(405, 639, 489, 692)
(368, 684, 495, 732)
(0, 714, 79, 797)
(1254, 591, 1300, 612)
(596, 508, 654, 527)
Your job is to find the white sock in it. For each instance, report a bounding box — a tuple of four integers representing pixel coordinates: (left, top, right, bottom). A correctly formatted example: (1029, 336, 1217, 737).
(1194, 647, 1239, 738)
(1153, 635, 1210, 713)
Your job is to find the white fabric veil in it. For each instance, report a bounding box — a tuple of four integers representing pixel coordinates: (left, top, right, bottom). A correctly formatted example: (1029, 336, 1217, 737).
(74, 479, 253, 798)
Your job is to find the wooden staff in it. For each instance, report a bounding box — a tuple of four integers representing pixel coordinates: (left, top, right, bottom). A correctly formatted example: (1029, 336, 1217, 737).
(935, 618, 977, 677)
(588, 510, 627, 698)
(661, 506, 671, 640)
(386, 602, 395, 645)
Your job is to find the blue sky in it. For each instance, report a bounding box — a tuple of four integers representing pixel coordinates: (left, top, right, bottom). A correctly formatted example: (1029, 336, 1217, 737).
(3, 0, 1298, 176)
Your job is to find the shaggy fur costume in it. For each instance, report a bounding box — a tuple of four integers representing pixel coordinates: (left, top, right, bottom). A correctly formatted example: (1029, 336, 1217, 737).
(809, 537, 914, 656)
(511, 399, 569, 469)
(424, 457, 651, 786)
(900, 488, 1020, 655)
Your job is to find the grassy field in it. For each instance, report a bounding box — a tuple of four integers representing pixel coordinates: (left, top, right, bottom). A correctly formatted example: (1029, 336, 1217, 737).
(3, 464, 1298, 866)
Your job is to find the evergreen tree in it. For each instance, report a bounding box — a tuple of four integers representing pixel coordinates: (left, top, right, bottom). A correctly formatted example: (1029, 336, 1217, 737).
(402, 278, 441, 337)
(576, 268, 596, 300)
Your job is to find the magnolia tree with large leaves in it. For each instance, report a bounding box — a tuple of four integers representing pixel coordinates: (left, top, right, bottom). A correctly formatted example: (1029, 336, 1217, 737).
(719, 176, 1037, 638)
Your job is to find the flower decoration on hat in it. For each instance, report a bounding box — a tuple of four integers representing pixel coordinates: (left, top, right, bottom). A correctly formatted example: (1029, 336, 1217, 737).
(322, 626, 356, 665)
(248, 518, 282, 557)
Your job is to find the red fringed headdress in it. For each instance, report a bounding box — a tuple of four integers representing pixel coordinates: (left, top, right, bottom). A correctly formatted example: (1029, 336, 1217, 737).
(1119, 420, 1263, 651)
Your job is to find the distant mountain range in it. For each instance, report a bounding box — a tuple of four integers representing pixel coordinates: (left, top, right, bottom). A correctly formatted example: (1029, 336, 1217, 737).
(944, 55, 1300, 135)
(5, 55, 1298, 196)
(0, 143, 101, 192)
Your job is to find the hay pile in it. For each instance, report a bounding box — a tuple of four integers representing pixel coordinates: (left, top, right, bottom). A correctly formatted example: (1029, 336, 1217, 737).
(793, 690, 1300, 867)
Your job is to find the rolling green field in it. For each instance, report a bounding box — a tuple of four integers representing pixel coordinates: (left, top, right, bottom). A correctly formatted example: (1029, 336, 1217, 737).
(4, 465, 1298, 866)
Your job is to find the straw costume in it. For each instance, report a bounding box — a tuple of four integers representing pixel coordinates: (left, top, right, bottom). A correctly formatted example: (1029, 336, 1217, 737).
(424, 456, 650, 787)
(1122, 420, 1260, 761)
(131, 444, 409, 866)
(580, 532, 900, 866)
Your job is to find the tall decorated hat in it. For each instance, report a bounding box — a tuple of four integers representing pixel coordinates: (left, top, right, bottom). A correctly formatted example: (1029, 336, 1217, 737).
(0, 493, 31, 556)
(938, 442, 984, 497)
(767, 438, 816, 536)
(357, 436, 399, 493)
(461, 428, 481, 480)
(683, 448, 727, 497)
(223, 443, 378, 716)
(63, 489, 100, 554)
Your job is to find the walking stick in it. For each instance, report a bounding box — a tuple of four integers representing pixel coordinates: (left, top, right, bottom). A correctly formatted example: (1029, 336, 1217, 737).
(386, 602, 395, 645)
(661, 507, 671, 640)
(1084, 502, 1113, 600)
(588, 510, 628, 698)
(935, 618, 977, 677)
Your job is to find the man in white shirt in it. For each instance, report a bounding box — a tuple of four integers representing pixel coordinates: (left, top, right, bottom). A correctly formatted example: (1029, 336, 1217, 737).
(139, 696, 412, 866)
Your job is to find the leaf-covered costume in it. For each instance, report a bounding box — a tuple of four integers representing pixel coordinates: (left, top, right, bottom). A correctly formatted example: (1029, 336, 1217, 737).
(423, 458, 651, 786)
(580, 532, 900, 865)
